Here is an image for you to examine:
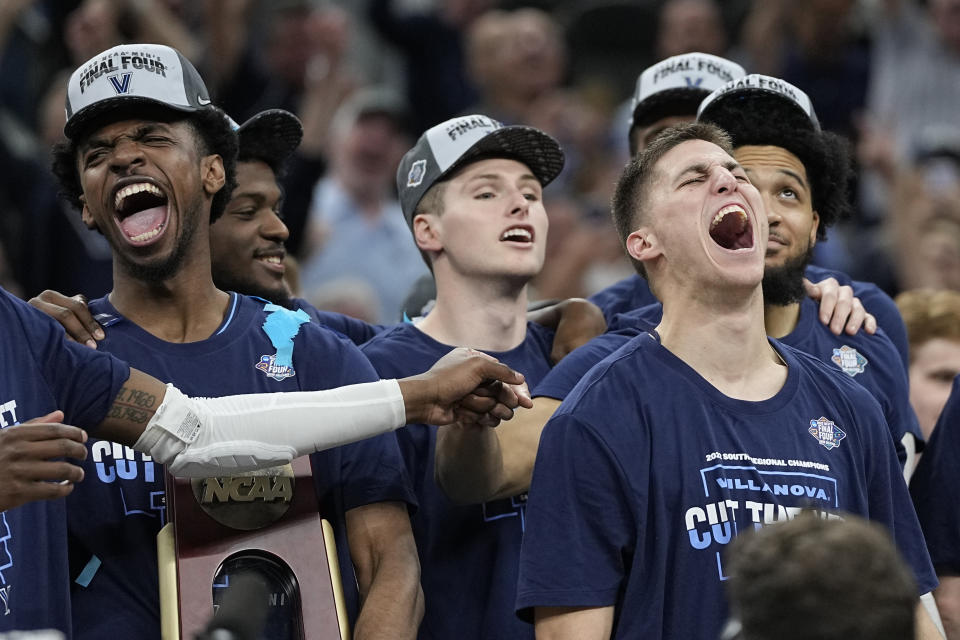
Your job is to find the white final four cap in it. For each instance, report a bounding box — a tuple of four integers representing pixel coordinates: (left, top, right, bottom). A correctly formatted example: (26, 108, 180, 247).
(397, 114, 564, 227)
(630, 52, 746, 129)
(697, 74, 820, 132)
(65, 43, 212, 141)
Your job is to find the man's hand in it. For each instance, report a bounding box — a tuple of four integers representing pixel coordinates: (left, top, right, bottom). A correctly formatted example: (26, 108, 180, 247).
(804, 277, 877, 336)
(452, 379, 533, 429)
(29, 290, 104, 348)
(398, 348, 533, 426)
(0, 411, 89, 511)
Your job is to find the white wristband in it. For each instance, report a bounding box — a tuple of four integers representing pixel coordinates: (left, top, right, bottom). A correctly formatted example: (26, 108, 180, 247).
(134, 380, 406, 476)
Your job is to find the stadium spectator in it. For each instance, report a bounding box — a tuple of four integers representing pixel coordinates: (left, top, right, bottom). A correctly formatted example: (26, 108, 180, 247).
(656, 0, 728, 60)
(368, 0, 492, 134)
(897, 288, 960, 441)
(298, 88, 427, 323)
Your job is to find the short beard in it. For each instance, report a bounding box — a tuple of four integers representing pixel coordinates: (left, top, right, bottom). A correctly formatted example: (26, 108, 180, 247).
(762, 244, 814, 306)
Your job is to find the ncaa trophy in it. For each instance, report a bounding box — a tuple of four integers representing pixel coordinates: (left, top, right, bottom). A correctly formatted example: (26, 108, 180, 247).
(158, 456, 349, 639)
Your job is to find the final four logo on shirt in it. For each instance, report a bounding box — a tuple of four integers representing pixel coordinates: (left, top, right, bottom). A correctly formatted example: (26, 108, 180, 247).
(255, 354, 296, 381)
(831, 345, 868, 377)
(407, 159, 427, 188)
(255, 303, 310, 381)
(808, 416, 846, 450)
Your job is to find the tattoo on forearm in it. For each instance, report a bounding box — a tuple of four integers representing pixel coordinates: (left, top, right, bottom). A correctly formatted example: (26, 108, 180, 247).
(108, 386, 157, 425)
(115, 387, 157, 408)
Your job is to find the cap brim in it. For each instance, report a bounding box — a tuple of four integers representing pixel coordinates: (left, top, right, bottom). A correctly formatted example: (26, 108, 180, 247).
(699, 89, 819, 135)
(237, 109, 303, 166)
(631, 88, 710, 130)
(442, 125, 564, 188)
(64, 96, 201, 140)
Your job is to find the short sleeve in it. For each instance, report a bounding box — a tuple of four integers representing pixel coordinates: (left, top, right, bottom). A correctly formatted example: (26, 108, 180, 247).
(516, 412, 636, 618)
(335, 434, 416, 511)
(12, 293, 129, 428)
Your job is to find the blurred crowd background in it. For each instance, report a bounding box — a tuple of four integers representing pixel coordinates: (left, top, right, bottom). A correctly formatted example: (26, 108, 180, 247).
(2, 0, 960, 324)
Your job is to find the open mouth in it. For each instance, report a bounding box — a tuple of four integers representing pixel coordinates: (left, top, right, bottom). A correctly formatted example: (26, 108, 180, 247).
(113, 182, 169, 244)
(709, 204, 753, 250)
(500, 226, 534, 244)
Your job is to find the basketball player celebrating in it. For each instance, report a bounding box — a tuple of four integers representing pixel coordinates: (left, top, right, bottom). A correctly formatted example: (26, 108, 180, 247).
(515, 123, 939, 639)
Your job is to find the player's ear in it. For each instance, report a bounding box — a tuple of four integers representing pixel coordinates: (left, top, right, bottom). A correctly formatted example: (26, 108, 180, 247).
(626, 226, 660, 264)
(809, 209, 820, 247)
(413, 213, 442, 252)
(79, 195, 100, 232)
(201, 154, 226, 197)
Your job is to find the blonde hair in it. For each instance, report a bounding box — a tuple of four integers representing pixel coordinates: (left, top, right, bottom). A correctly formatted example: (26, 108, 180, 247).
(894, 288, 960, 361)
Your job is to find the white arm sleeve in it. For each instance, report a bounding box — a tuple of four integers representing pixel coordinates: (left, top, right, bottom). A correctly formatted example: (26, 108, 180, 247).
(133, 380, 406, 477)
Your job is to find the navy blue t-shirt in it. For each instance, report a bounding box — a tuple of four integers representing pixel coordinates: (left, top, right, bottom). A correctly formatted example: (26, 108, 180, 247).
(290, 296, 385, 345)
(517, 334, 936, 639)
(780, 297, 922, 449)
(588, 273, 656, 324)
(804, 264, 909, 369)
(589, 266, 909, 368)
(536, 300, 920, 461)
(361, 322, 554, 640)
(911, 375, 960, 574)
(68, 293, 413, 640)
(0, 288, 129, 635)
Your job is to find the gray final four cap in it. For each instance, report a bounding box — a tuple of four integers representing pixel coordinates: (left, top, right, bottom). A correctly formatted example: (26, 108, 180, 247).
(397, 114, 565, 226)
(65, 43, 212, 141)
(630, 52, 746, 129)
(229, 109, 304, 168)
(697, 74, 820, 132)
